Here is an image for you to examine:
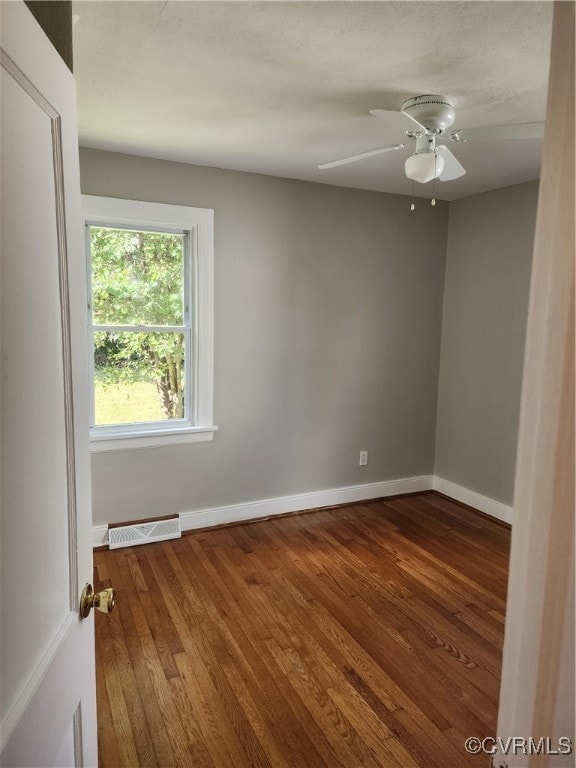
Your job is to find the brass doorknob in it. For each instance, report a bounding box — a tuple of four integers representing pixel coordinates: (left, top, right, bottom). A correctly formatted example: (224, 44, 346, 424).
(80, 583, 115, 619)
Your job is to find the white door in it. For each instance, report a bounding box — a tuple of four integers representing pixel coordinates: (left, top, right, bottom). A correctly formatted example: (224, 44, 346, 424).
(1, 3, 98, 766)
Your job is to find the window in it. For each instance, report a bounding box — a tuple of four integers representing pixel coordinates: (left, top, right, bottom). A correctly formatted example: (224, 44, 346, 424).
(82, 196, 216, 451)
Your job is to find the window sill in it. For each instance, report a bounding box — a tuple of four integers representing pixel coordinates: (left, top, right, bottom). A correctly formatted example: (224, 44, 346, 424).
(90, 425, 218, 452)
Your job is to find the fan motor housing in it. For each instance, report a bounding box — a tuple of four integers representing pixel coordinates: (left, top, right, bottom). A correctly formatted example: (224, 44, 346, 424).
(401, 95, 456, 134)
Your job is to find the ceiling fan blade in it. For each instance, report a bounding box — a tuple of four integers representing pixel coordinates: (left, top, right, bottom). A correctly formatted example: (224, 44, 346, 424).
(369, 108, 426, 132)
(318, 143, 405, 170)
(449, 122, 545, 142)
(436, 145, 466, 180)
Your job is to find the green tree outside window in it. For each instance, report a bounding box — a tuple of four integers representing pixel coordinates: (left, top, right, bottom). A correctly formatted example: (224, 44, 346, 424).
(91, 226, 187, 424)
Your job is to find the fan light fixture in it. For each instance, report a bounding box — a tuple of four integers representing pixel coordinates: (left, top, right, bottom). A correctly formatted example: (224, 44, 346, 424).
(405, 151, 444, 184)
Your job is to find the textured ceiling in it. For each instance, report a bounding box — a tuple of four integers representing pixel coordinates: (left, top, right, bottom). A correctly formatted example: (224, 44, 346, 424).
(73, 1, 553, 200)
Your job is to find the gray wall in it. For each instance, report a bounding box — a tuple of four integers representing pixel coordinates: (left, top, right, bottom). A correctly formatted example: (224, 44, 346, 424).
(80, 149, 448, 526)
(435, 182, 538, 505)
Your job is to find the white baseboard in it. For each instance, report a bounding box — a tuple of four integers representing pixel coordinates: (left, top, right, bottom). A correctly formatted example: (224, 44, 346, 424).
(92, 525, 109, 548)
(179, 475, 433, 532)
(433, 476, 513, 525)
(91, 473, 513, 546)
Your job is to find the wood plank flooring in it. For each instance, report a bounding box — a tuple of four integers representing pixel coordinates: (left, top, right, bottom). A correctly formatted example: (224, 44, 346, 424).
(94, 491, 510, 767)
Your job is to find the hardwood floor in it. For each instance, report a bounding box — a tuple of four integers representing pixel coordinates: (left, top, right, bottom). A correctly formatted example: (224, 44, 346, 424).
(94, 491, 510, 767)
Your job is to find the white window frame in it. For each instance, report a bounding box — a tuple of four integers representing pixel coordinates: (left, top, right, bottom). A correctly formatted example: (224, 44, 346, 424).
(82, 195, 216, 451)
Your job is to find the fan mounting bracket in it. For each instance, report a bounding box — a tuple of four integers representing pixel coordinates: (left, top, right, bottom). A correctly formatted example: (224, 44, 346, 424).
(401, 95, 456, 134)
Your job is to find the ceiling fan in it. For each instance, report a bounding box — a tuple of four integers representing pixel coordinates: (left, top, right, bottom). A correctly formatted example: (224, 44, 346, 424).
(318, 94, 545, 187)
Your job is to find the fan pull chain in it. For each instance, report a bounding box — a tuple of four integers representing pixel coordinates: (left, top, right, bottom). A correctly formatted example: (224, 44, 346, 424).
(410, 180, 415, 211)
(431, 153, 437, 206)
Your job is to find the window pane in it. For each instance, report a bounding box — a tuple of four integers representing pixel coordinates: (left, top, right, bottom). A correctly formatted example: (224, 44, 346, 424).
(91, 226, 184, 326)
(94, 331, 185, 425)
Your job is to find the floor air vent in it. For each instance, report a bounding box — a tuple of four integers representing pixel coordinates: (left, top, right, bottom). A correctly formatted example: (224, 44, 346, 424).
(108, 518, 181, 550)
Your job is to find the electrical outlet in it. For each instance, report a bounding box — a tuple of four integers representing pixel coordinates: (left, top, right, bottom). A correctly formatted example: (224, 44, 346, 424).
(359, 451, 368, 466)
